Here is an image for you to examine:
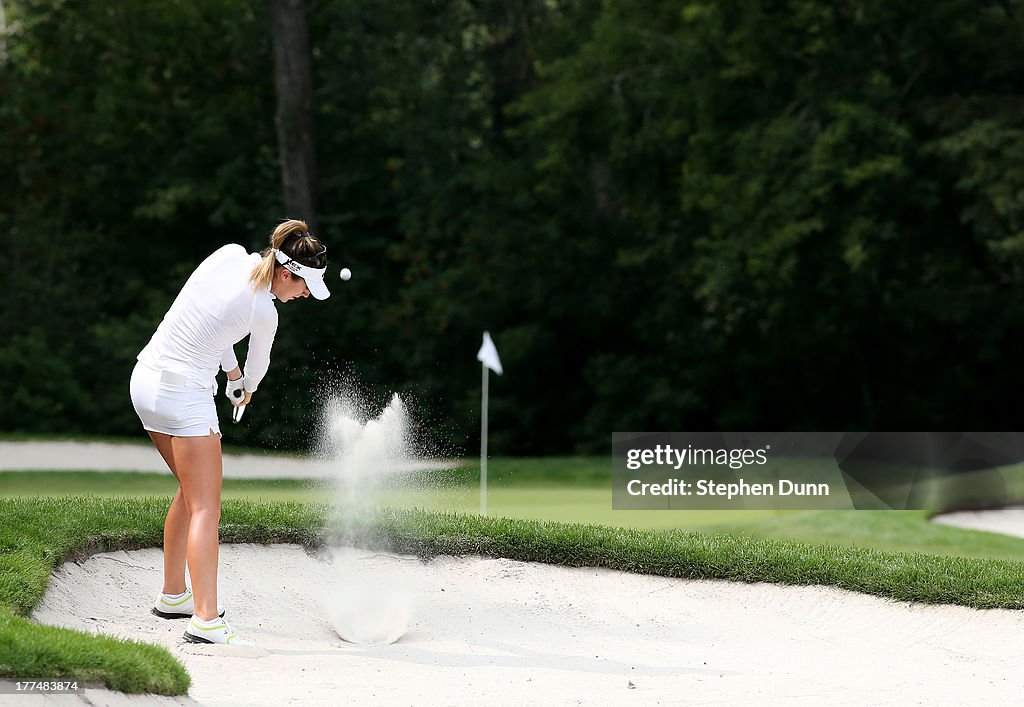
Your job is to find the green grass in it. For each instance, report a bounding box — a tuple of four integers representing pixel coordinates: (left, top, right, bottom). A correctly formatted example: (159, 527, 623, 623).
(3, 495, 1024, 694)
(438, 456, 609, 486)
(0, 613, 190, 695)
(709, 510, 1024, 562)
(0, 471, 324, 503)
(384, 484, 794, 529)
(0, 471, 790, 530)
(7, 466, 1024, 561)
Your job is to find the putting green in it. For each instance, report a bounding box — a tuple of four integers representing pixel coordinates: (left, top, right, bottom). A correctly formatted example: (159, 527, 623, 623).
(376, 484, 790, 529)
(0, 471, 784, 529)
(6, 469, 1024, 561)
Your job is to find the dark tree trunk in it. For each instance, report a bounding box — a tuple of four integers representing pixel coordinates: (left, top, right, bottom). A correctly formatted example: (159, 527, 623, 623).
(269, 0, 317, 230)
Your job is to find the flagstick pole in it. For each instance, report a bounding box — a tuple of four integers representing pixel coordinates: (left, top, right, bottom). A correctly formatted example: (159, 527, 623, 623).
(480, 362, 489, 517)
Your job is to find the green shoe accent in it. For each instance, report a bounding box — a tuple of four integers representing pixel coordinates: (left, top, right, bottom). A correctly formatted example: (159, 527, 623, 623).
(160, 593, 192, 607)
(189, 620, 228, 632)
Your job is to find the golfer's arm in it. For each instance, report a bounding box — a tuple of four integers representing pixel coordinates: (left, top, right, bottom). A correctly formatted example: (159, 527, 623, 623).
(220, 347, 240, 378)
(243, 316, 278, 393)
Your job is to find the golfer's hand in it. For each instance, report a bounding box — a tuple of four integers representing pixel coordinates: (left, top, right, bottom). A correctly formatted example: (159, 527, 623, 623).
(225, 375, 246, 406)
(236, 389, 253, 407)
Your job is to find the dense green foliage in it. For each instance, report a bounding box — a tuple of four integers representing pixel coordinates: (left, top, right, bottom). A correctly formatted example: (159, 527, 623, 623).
(4, 1, 1024, 453)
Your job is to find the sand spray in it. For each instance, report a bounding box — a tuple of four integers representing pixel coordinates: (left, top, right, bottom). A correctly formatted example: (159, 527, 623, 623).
(316, 385, 417, 645)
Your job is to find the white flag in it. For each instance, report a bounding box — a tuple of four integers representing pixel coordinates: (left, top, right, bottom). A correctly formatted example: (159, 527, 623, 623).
(477, 331, 503, 375)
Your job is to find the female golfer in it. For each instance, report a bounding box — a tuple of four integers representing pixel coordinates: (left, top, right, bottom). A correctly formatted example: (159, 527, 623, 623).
(130, 219, 330, 646)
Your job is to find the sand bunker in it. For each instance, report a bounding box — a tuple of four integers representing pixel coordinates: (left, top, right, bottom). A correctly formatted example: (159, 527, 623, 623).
(31, 543, 1024, 705)
(934, 506, 1024, 540)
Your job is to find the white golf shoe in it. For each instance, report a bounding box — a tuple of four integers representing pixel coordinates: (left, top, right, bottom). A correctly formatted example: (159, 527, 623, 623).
(183, 615, 255, 647)
(152, 589, 225, 619)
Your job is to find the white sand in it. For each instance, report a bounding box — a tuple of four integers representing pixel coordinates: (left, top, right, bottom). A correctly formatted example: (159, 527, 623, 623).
(30, 543, 1024, 706)
(933, 506, 1024, 540)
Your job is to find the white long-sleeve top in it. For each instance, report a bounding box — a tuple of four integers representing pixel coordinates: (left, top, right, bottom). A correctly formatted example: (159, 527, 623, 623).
(137, 244, 278, 392)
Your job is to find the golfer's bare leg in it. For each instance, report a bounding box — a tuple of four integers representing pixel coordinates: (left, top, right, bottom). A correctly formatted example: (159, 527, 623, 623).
(147, 431, 190, 596)
(172, 431, 223, 621)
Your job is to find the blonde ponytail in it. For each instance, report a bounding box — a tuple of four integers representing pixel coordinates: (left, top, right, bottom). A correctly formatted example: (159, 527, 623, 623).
(249, 218, 310, 290)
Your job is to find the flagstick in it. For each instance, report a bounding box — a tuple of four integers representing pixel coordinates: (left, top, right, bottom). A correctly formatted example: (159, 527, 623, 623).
(480, 362, 489, 517)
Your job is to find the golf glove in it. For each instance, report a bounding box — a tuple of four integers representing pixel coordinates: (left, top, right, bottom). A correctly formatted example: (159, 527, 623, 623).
(225, 375, 246, 406)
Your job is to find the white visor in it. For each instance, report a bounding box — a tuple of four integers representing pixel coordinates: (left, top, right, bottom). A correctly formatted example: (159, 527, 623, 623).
(274, 249, 330, 300)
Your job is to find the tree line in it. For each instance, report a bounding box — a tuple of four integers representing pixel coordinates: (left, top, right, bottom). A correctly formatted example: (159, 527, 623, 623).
(3, 0, 1024, 455)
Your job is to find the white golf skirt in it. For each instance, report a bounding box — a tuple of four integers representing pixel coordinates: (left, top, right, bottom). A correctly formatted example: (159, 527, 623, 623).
(130, 362, 221, 437)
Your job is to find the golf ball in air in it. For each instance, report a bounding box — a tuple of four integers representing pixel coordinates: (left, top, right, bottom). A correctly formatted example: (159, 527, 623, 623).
(340, 267, 352, 281)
